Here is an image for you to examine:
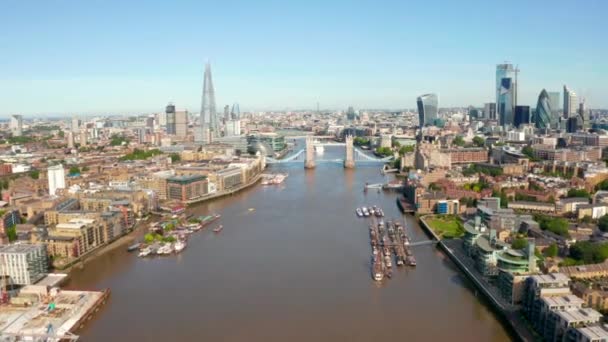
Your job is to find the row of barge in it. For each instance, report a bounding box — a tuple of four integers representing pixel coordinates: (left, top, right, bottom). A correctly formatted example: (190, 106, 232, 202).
(368, 215, 416, 282)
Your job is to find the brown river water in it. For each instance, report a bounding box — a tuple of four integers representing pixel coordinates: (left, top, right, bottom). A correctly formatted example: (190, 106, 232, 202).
(66, 145, 511, 341)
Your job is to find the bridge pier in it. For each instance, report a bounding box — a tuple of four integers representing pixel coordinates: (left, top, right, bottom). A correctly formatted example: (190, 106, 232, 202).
(344, 135, 355, 169)
(304, 135, 315, 169)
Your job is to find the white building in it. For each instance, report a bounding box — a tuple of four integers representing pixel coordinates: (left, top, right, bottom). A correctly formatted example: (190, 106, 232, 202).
(47, 164, 66, 196)
(11, 164, 31, 173)
(71, 117, 80, 132)
(175, 111, 188, 137)
(507, 131, 526, 142)
(225, 120, 241, 137)
(563, 85, 578, 119)
(380, 134, 392, 148)
(10, 115, 23, 136)
(0, 244, 48, 285)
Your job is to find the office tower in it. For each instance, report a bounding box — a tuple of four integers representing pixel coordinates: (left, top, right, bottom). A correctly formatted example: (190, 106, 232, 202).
(534, 89, 552, 129)
(468, 107, 481, 120)
(566, 117, 579, 133)
(514, 106, 530, 128)
(200, 62, 218, 142)
(346, 106, 357, 121)
(496, 64, 517, 127)
(175, 110, 188, 137)
(223, 105, 230, 122)
(166, 103, 176, 135)
(157, 112, 167, 127)
(67, 131, 75, 149)
(146, 117, 154, 128)
(230, 103, 240, 120)
(416, 93, 438, 127)
(80, 129, 88, 146)
(563, 85, 578, 118)
(225, 120, 241, 137)
(47, 164, 66, 196)
(484, 103, 497, 120)
(579, 100, 589, 130)
(546, 91, 560, 127)
(10, 115, 23, 136)
(71, 117, 80, 132)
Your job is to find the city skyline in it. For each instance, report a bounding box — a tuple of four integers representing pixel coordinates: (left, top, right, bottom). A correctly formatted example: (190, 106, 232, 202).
(1, 0, 607, 116)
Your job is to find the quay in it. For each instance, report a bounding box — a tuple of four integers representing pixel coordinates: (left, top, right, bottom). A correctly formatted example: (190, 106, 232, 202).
(396, 197, 415, 213)
(418, 215, 535, 342)
(0, 286, 110, 341)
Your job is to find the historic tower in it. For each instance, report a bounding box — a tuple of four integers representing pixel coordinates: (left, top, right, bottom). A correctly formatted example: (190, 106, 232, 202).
(304, 135, 316, 169)
(344, 135, 355, 168)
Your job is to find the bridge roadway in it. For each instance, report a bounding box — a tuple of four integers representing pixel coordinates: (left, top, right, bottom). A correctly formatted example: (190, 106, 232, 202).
(266, 147, 393, 164)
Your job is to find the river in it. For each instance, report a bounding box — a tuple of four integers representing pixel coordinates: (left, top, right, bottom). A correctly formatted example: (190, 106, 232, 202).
(66, 145, 511, 341)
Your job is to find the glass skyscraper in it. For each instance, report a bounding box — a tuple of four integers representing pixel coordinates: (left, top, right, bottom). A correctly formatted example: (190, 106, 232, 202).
(514, 106, 530, 128)
(547, 91, 560, 128)
(416, 93, 438, 128)
(496, 64, 516, 127)
(534, 89, 552, 129)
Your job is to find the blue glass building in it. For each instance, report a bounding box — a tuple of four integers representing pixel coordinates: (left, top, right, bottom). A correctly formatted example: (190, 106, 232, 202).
(534, 89, 552, 129)
(416, 93, 438, 128)
(514, 106, 530, 128)
(496, 64, 516, 127)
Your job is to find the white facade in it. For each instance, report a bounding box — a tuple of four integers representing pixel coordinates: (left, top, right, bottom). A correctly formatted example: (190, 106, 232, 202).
(10, 115, 23, 136)
(563, 85, 578, 118)
(71, 117, 80, 132)
(380, 134, 392, 148)
(0, 244, 48, 285)
(48, 164, 66, 196)
(11, 164, 31, 173)
(175, 111, 188, 137)
(225, 120, 241, 137)
(507, 131, 526, 141)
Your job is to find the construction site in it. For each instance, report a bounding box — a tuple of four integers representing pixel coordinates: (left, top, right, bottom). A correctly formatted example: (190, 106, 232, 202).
(0, 285, 109, 341)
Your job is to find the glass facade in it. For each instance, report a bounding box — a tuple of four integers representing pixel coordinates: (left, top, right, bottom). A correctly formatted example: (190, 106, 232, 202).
(496, 64, 516, 127)
(534, 89, 552, 129)
(547, 91, 560, 128)
(514, 105, 530, 128)
(416, 93, 438, 127)
(498, 77, 514, 126)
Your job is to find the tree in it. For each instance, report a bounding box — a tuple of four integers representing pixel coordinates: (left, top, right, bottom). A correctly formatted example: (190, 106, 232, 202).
(567, 188, 591, 198)
(599, 215, 608, 232)
(144, 233, 155, 243)
(472, 136, 485, 147)
(58, 131, 65, 138)
(69, 166, 80, 175)
(392, 140, 401, 148)
(511, 238, 528, 250)
(544, 243, 558, 258)
(6, 225, 17, 242)
(581, 215, 593, 224)
(398, 145, 415, 155)
(453, 136, 465, 147)
(170, 153, 181, 163)
(29, 170, 40, 179)
(534, 214, 570, 237)
(429, 182, 442, 191)
(375, 147, 392, 157)
(82, 166, 90, 172)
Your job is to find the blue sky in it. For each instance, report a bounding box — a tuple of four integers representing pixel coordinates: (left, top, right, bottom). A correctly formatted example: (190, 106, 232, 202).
(1, 0, 606, 116)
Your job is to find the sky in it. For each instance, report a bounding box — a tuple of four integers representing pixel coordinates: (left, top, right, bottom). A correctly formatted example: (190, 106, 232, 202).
(1, 0, 607, 116)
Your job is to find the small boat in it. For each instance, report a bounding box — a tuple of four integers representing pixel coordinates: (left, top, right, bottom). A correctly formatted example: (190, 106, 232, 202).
(174, 240, 186, 253)
(213, 225, 224, 233)
(356, 208, 363, 217)
(362, 207, 370, 217)
(127, 243, 141, 252)
(138, 247, 151, 257)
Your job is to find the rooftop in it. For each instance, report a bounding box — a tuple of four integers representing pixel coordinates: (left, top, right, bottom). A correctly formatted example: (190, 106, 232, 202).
(166, 174, 206, 183)
(0, 244, 44, 254)
(576, 325, 608, 339)
(541, 294, 584, 308)
(555, 308, 602, 323)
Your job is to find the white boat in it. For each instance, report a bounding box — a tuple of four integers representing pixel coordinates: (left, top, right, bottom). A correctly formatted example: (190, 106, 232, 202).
(362, 207, 370, 217)
(138, 247, 151, 257)
(356, 208, 363, 217)
(374, 272, 383, 281)
(315, 145, 325, 154)
(174, 240, 186, 253)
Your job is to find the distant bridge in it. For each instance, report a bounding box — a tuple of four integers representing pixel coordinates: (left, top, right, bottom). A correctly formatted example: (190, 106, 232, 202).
(266, 147, 393, 165)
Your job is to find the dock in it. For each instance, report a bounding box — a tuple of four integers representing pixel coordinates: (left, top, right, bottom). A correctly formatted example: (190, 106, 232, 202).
(0, 286, 110, 341)
(367, 210, 416, 282)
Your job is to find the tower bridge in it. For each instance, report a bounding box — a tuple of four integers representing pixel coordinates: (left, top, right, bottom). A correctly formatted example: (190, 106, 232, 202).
(266, 135, 394, 167)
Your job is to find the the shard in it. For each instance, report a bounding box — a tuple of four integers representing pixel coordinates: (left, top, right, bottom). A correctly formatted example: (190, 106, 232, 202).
(200, 62, 217, 142)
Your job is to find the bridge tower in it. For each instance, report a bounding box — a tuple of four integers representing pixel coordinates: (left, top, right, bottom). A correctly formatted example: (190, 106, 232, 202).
(344, 135, 355, 168)
(304, 135, 315, 169)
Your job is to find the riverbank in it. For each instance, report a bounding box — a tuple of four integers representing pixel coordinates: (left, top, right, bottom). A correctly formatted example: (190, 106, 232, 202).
(418, 215, 534, 342)
(186, 173, 262, 205)
(56, 219, 148, 276)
